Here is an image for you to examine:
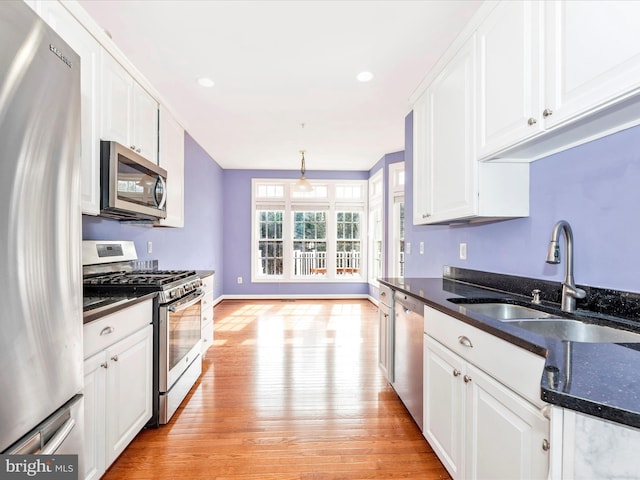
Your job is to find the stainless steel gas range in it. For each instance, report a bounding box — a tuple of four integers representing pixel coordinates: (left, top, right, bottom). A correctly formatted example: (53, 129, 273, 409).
(83, 240, 203, 426)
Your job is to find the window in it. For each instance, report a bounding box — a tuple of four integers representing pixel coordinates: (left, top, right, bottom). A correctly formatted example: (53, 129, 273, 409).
(368, 170, 383, 285)
(252, 179, 367, 282)
(388, 162, 405, 278)
(293, 211, 327, 276)
(256, 210, 283, 277)
(336, 211, 361, 277)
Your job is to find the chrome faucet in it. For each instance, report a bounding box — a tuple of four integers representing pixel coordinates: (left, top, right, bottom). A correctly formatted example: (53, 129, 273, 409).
(545, 220, 586, 312)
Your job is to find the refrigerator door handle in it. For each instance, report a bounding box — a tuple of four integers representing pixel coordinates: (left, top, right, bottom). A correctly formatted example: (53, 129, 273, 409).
(40, 418, 76, 455)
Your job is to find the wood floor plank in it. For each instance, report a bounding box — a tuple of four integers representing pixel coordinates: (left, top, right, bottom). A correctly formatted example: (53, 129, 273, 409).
(102, 299, 451, 480)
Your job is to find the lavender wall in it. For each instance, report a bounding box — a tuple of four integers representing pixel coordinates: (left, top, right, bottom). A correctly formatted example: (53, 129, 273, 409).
(83, 133, 225, 299)
(404, 111, 640, 293)
(222, 169, 370, 296)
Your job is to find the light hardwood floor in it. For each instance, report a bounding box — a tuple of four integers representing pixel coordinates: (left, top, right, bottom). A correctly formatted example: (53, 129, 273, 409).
(103, 299, 451, 480)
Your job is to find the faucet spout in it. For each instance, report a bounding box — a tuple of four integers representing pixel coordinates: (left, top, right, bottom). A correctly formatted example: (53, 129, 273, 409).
(546, 220, 586, 312)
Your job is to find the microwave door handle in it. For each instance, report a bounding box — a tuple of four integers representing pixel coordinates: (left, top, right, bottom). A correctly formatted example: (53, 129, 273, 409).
(154, 175, 167, 209)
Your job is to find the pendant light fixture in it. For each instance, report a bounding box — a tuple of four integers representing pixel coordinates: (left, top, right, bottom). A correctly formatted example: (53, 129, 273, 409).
(293, 150, 313, 192)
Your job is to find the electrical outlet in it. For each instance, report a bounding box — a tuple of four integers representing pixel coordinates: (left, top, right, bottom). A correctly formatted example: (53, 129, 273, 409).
(419, 242, 425, 255)
(237, 276, 243, 285)
(147, 241, 153, 254)
(459, 242, 467, 260)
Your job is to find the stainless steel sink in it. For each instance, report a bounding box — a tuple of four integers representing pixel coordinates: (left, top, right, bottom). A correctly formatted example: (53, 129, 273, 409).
(505, 319, 640, 343)
(457, 302, 555, 320)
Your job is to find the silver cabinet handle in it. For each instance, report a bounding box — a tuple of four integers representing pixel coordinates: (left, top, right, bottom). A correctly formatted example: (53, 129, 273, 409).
(543, 108, 553, 118)
(136, 148, 141, 153)
(422, 213, 431, 219)
(463, 375, 472, 383)
(453, 369, 461, 377)
(111, 355, 118, 362)
(542, 439, 550, 451)
(100, 362, 108, 369)
(130, 145, 136, 150)
(527, 117, 537, 126)
(458, 336, 473, 348)
(100, 326, 114, 336)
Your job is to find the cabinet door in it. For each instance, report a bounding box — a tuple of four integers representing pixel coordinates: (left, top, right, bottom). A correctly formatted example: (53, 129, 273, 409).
(101, 51, 132, 147)
(477, 1, 543, 157)
(131, 83, 159, 164)
(37, 1, 102, 215)
(424, 336, 465, 480)
(465, 363, 549, 480)
(545, 1, 640, 128)
(158, 107, 185, 227)
(83, 353, 107, 480)
(378, 304, 390, 380)
(105, 325, 153, 467)
(423, 36, 476, 223)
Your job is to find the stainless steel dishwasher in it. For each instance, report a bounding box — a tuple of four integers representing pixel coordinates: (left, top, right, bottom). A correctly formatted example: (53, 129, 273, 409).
(392, 291, 424, 431)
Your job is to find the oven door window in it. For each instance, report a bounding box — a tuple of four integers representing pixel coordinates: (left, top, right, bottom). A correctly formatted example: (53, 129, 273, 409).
(167, 296, 201, 371)
(116, 154, 165, 208)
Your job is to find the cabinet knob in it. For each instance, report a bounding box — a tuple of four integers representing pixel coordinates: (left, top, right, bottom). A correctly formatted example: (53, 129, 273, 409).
(542, 108, 553, 118)
(458, 335, 473, 348)
(453, 369, 461, 377)
(136, 148, 141, 153)
(542, 439, 550, 451)
(100, 362, 108, 369)
(111, 355, 118, 362)
(463, 375, 472, 383)
(130, 145, 136, 150)
(527, 117, 537, 126)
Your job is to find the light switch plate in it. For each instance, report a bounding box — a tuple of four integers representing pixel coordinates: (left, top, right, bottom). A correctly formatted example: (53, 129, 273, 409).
(419, 242, 425, 255)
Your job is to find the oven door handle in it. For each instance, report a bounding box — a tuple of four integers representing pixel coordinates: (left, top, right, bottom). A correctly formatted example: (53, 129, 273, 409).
(168, 291, 204, 312)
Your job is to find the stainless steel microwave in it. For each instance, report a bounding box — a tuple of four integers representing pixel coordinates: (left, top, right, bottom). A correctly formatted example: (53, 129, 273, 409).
(100, 141, 167, 221)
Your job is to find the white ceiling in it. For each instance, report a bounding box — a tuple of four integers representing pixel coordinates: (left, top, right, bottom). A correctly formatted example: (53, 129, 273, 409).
(77, 0, 481, 171)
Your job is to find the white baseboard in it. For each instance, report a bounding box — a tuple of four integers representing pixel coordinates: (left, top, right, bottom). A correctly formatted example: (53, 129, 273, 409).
(217, 293, 378, 303)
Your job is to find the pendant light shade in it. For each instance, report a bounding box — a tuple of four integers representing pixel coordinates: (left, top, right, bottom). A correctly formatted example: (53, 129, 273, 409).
(293, 150, 313, 192)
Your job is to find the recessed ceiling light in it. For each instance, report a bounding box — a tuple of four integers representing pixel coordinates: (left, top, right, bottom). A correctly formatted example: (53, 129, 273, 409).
(197, 77, 215, 88)
(356, 71, 374, 82)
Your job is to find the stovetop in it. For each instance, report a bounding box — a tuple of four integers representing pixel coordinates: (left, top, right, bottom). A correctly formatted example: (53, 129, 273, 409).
(84, 270, 197, 287)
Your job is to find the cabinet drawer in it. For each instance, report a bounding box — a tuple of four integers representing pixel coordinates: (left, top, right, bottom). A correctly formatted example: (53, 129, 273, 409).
(424, 305, 546, 407)
(201, 274, 214, 293)
(84, 299, 152, 359)
(201, 319, 213, 356)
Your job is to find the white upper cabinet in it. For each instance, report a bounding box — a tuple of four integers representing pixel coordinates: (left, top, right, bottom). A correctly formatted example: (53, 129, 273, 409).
(413, 34, 529, 225)
(34, 1, 102, 215)
(476, 1, 543, 157)
(544, 0, 640, 128)
(474, 0, 640, 160)
(100, 51, 159, 164)
(416, 36, 476, 224)
(158, 106, 185, 228)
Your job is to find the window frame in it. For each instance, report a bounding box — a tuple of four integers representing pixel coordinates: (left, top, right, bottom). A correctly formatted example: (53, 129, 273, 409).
(251, 178, 368, 283)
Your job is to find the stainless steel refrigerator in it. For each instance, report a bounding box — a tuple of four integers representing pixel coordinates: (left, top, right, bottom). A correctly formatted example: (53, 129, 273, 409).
(0, 0, 84, 459)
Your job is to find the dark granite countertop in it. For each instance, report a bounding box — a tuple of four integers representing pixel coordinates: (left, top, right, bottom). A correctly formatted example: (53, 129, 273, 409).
(196, 270, 215, 279)
(379, 272, 640, 429)
(83, 292, 157, 324)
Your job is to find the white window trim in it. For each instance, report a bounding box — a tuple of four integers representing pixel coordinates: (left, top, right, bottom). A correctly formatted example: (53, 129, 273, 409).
(368, 169, 383, 287)
(252, 178, 368, 283)
(388, 162, 405, 279)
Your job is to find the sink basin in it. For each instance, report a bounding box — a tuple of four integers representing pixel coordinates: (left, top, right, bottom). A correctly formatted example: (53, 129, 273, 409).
(506, 319, 640, 343)
(457, 302, 555, 320)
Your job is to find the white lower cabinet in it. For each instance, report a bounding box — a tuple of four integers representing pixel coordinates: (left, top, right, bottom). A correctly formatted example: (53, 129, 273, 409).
(424, 306, 549, 480)
(201, 274, 215, 357)
(83, 300, 153, 480)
